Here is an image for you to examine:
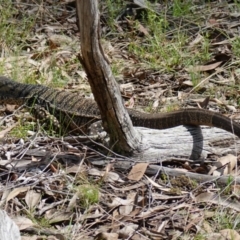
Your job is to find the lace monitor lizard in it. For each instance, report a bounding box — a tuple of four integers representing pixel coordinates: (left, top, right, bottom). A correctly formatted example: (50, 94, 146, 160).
(0, 76, 240, 137)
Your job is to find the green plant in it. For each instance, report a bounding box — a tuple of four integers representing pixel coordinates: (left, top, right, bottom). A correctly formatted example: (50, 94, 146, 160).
(0, 0, 36, 80)
(232, 37, 240, 57)
(172, 0, 192, 17)
(222, 175, 234, 195)
(233, 0, 240, 9)
(200, 36, 211, 62)
(0, 1, 35, 50)
(77, 184, 99, 209)
(189, 71, 201, 88)
(144, 101, 154, 113)
(103, 0, 124, 30)
(212, 211, 240, 230)
(165, 103, 180, 113)
(34, 217, 51, 228)
(193, 234, 206, 240)
(9, 121, 35, 139)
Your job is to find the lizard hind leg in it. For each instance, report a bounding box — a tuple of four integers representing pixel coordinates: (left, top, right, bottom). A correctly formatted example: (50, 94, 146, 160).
(30, 105, 63, 135)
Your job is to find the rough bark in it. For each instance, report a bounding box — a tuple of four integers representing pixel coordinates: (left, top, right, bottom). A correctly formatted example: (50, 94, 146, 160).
(75, 0, 240, 184)
(76, 0, 141, 154)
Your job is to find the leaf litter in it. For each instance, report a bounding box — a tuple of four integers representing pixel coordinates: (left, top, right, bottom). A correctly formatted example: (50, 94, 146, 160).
(0, 0, 240, 239)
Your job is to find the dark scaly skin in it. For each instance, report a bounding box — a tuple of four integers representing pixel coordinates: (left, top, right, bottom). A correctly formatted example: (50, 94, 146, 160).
(0, 76, 240, 137)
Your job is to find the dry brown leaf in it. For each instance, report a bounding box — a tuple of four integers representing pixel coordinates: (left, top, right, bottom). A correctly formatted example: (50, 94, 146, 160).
(88, 168, 104, 176)
(231, 185, 240, 197)
(106, 172, 124, 183)
(21, 237, 38, 240)
(128, 163, 149, 181)
(5, 104, 18, 113)
(6, 187, 30, 202)
(109, 182, 145, 191)
(25, 190, 42, 209)
(96, 232, 119, 240)
(212, 97, 225, 105)
(189, 34, 204, 47)
(125, 96, 135, 108)
(209, 154, 237, 176)
(182, 80, 193, 87)
(47, 211, 73, 224)
(152, 99, 159, 109)
(226, 105, 237, 112)
(118, 192, 137, 216)
(0, 189, 11, 206)
(89, 168, 124, 182)
(196, 192, 240, 211)
(199, 96, 210, 109)
(145, 176, 188, 194)
(202, 220, 213, 233)
(65, 164, 87, 174)
(172, 202, 191, 210)
(48, 235, 64, 240)
(119, 223, 139, 238)
(184, 214, 203, 232)
(188, 61, 222, 72)
(76, 70, 87, 80)
(220, 229, 240, 240)
(206, 233, 226, 240)
(0, 123, 18, 139)
(137, 23, 149, 36)
(138, 205, 169, 219)
(80, 212, 103, 222)
(13, 216, 35, 230)
(171, 168, 188, 173)
(119, 204, 134, 216)
(120, 83, 134, 94)
(207, 18, 219, 27)
(152, 193, 186, 200)
(66, 193, 78, 212)
(107, 197, 133, 208)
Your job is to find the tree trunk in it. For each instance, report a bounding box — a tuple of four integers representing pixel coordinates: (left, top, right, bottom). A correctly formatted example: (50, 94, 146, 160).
(75, 0, 240, 176)
(76, 0, 141, 154)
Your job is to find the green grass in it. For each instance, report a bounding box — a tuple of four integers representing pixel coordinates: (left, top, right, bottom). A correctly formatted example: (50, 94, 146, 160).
(0, 0, 80, 87)
(102, 0, 125, 30)
(212, 211, 240, 230)
(232, 37, 240, 57)
(233, 0, 240, 9)
(76, 184, 100, 209)
(0, 1, 34, 50)
(172, 0, 193, 17)
(125, 7, 213, 75)
(0, 0, 214, 91)
(0, 0, 37, 79)
(9, 121, 35, 139)
(165, 103, 181, 113)
(143, 102, 154, 113)
(189, 71, 201, 88)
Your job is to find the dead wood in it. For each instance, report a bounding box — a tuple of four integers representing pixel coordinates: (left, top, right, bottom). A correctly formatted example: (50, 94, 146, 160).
(76, 0, 141, 154)
(0, 210, 20, 240)
(89, 125, 240, 185)
(75, 0, 240, 184)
